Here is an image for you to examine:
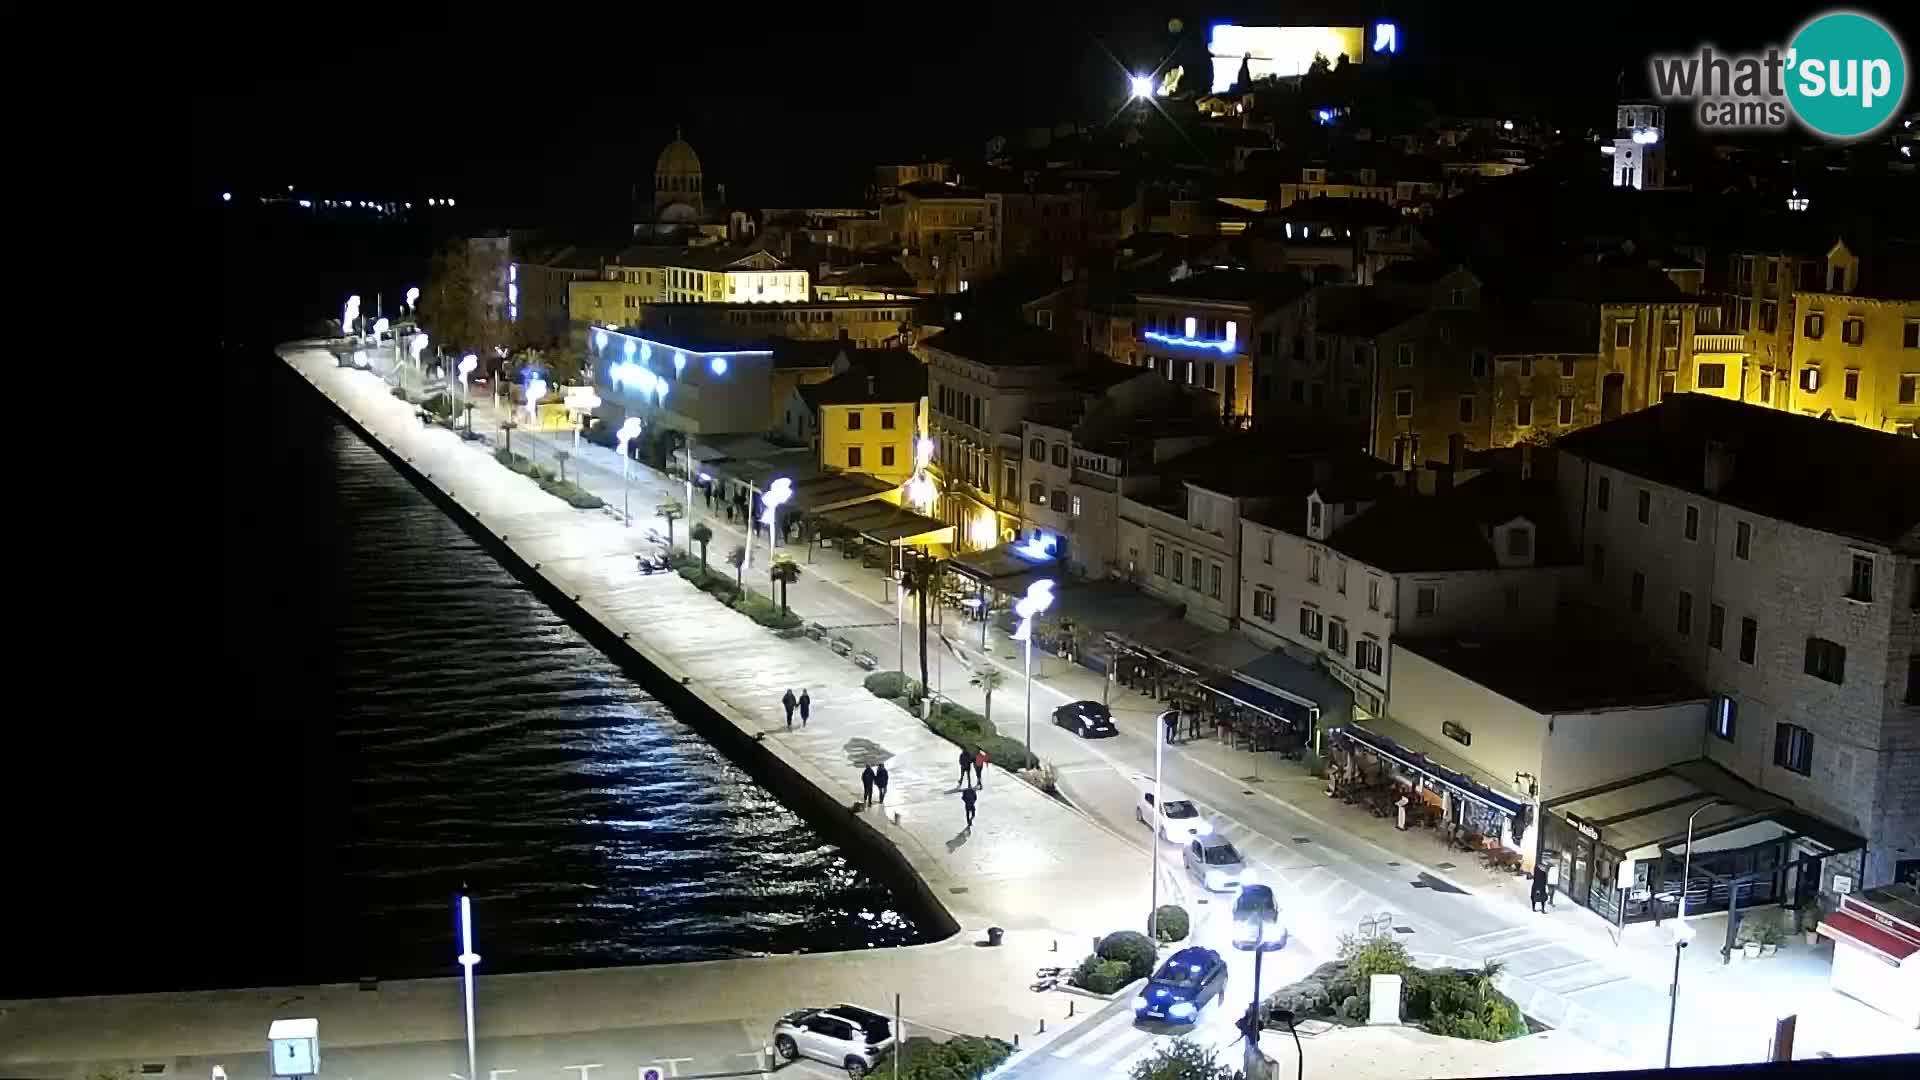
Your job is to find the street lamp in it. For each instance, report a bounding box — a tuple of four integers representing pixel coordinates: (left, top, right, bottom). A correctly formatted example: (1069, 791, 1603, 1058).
(342, 294, 361, 338)
(616, 417, 643, 526)
(455, 890, 481, 1080)
(525, 375, 547, 428)
(761, 477, 793, 567)
(405, 286, 419, 317)
(1129, 73, 1155, 99)
(409, 332, 429, 375)
(1011, 579, 1056, 759)
(1664, 798, 1725, 1069)
(1149, 707, 1171, 941)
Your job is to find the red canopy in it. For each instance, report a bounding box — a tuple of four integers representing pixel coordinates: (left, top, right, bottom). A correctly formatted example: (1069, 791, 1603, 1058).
(1819, 910, 1920, 965)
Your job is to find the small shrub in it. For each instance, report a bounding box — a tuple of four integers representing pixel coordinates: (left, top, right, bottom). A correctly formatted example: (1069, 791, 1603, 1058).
(1019, 761, 1059, 795)
(1070, 952, 1102, 989)
(1340, 994, 1362, 1021)
(1152, 905, 1189, 943)
(1098, 930, 1158, 981)
(865, 670, 910, 698)
(924, 701, 1037, 770)
(1082, 959, 1135, 995)
(1338, 933, 1412, 983)
(874, 1034, 1012, 1080)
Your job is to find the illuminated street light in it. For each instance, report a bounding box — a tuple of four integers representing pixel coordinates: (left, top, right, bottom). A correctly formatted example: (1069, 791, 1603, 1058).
(1129, 73, 1155, 99)
(525, 376, 547, 428)
(405, 286, 420, 315)
(455, 890, 480, 1080)
(616, 417, 644, 526)
(760, 477, 793, 564)
(341, 294, 361, 338)
(409, 332, 429, 368)
(1011, 579, 1056, 758)
(594, 329, 609, 353)
(1665, 798, 1727, 1068)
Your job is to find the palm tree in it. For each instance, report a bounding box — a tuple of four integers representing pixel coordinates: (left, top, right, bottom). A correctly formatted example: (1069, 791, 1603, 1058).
(970, 667, 1006, 726)
(690, 522, 714, 577)
(726, 544, 746, 589)
(657, 499, 684, 551)
(769, 554, 802, 614)
(899, 549, 942, 692)
(501, 417, 517, 454)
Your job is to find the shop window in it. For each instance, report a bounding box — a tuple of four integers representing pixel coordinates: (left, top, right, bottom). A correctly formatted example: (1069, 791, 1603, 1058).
(1711, 697, 1736, 740)
(1773, 722, 1814, 775)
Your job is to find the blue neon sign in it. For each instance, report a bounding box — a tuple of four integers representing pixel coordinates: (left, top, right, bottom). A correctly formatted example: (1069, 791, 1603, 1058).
(1144, 329, 1236, 354)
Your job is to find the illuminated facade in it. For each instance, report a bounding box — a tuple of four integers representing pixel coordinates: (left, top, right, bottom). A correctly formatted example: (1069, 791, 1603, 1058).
(587, 328, 774, 435)
(1207, 24, 1365, 92)
(1130, 271, 1309, 424)
(1782, 242, 1920, 436)
(1610, 103, 1667, 191)
(883, 183, 993, 294)
(803, 360, 928, 486)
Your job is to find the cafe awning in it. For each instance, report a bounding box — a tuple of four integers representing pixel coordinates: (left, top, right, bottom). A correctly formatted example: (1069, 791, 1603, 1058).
(1546, 759, 1866, 862)
(1819, 911, 1919, 965)
(1199, 674, 1314, 728)
(1335, 719, 1527, 817)
(947, 546, 1058, 588)
(812, 499, 954, 546)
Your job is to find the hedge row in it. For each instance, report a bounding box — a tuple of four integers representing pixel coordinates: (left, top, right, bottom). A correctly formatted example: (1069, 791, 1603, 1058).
(492, 449, 604, 509)
(872, 1035, 1011, 1080)
(670, 557, 803, 631)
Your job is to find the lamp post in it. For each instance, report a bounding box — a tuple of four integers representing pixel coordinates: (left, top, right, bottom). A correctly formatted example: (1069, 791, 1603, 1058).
(409, 332, 429, 390)
(455, 890, 481, 1080)
(342, 294, 361, 339)
(457, 353, 477, 414)
(616, 417, 643, 526)
(1664, 798, 1725, 1069)
(525, 376, 547, 430)
(404, 285, 419, 320)
(1150, 707, 1171, 941)
(760, 477, 793, 569)
(1011, 579, 1056, 759)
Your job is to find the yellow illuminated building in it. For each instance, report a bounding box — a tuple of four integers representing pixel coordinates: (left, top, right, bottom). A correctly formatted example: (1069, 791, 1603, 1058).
(1787, 244, 1920, 435)
(804, 360, 928, 486)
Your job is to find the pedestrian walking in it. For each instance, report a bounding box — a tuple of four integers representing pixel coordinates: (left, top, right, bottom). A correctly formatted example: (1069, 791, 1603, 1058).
(860, 764, 876, 807)
(1544, 860, 1560, 909)
(961, 784, 977, 829)
(1530, 865, 1550, 913)
(874, 762, 890, 803)
(973, 748, 988, 787)
(798, 689, 811, 726)
(1163, 709, 1179, 745)
(958, 747, 974, 788)
(781, 688, 798, 728)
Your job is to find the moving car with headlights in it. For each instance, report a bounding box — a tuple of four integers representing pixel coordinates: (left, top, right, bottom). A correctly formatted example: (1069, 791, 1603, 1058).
(1052, 699, 1118, 738)
(771, 1004, 894, 1077)
(1135, 781, 1212, 842)
(1133, 946, 1229, 1023)
(1231, 883, 1288, 950)
(1183, 836, 1247, 891)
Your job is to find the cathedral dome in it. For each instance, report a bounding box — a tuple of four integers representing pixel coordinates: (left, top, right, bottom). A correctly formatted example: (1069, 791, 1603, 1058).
(656, 137, 702, 178)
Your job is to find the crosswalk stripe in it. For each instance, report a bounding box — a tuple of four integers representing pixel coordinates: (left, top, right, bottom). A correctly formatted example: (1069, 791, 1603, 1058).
(1076, 1022, 1150, 1068)
(1051, 1007, 1137, 1060)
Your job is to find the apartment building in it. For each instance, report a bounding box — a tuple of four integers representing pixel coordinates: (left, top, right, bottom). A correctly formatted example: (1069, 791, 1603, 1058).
(1240, 463, 1575, 719)
(1555, 395, 1920, 890)
(1131, 270, 1311, 425)
(1783, 240, 1920, 436)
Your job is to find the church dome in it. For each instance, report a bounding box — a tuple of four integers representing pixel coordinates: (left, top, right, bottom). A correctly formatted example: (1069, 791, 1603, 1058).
(656, 136, 702, 178)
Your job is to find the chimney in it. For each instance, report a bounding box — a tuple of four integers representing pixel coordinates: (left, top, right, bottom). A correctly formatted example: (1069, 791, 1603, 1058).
(1703, 439, 1736, 494)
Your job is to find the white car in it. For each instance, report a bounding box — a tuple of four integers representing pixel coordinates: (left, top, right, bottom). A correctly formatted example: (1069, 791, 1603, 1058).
(1135, 781, 1212, 842)
(1183, 836, 1248, 892)
(771, 1004, 894, 1078)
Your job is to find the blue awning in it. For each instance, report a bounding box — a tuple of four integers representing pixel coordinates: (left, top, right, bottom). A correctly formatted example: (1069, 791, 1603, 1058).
(1200, 676, 1312, 727)
(1335, 722, 1526, 817)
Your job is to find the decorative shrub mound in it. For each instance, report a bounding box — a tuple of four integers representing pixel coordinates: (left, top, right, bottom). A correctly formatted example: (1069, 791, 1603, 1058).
(864, 670, 910, 698)
(872, 1035, 1012, 1080)
(1097, 930, 1158, 981)
(1152, 904, 1190, 943)
(1265, 938, 1529, 1042)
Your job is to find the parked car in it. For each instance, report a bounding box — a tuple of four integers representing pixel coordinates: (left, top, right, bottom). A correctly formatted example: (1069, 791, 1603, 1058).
(1135, 781, 1212, 842)
(1133, 946, 1230, 1023)
(1052, 699, 1117, 738)
(771, 1004, 894, 1077)
(1231, 883, 1288, 950)
(1183, 836, 1247, 892)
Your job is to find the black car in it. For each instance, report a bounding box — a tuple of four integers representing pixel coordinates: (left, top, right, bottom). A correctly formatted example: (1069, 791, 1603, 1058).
(1133, 946, 1229, 1023)
(1052, 700, 1117, 738)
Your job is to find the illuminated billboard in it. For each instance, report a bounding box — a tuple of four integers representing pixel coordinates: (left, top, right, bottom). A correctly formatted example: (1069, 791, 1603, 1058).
(1208, 24, 1366, 91)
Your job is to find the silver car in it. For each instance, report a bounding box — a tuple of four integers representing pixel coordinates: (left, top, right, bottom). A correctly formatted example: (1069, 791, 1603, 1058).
(771, 1004, 894, 1077)
(1183, 836, 1247, 892)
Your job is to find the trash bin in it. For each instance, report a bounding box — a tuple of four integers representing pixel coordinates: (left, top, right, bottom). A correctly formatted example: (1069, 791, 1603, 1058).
(986, 926, 1004, 946)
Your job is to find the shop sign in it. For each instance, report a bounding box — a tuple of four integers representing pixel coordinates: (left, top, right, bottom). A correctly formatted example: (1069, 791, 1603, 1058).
(1442, 720, 1472, 746)
(1569, 815, 1601, 841)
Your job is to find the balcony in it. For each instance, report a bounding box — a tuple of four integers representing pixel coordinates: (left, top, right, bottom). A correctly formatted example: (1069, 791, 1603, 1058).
(1693, 334, 1746, 354)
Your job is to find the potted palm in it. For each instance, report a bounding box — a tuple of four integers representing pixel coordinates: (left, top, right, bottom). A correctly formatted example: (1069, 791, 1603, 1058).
(1800, 903, 1825, 946)
(1739, 920, 1762, 959)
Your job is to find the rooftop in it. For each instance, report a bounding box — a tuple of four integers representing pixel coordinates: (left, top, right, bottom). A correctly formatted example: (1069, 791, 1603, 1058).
(1556, 394, 1920, 548)
(920, 320, 1076, 368)
(1161, 440, 1385, 499)
(1397, 634, 1707, 715)
(1324, 473, 1575, 572)
(798, 353, 927, 407)
(1135, 269, 1311, 307)
(614, 246, 791, 273)
(1374, 258, 1465, 285)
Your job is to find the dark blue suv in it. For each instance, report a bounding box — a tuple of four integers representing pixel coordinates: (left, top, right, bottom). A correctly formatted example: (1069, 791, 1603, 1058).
(1133, 946, 1229, 1023)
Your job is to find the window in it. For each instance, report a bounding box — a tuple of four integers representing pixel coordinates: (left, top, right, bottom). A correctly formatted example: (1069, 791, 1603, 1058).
(847, 446, 863, 467)
(1841, 317, 1864, 345)
(1170, 549, 1184, 583)
(1458, 396, 1476, 423)
(1328, 619, 1349, 656)
(1336, 560, 1348, 594)
(1262, 533, 1274, 564)
(1516, 396, 1533, 426)
(1071, 495, 1082, 516)
(1471, 351, 1489, 377)
(1029, 438, 1044, 461)
(1711, 697, 1736, 741)
(1356, 638, 1383, 674)
(1735, 521, 1752, 560)
(1591, 543, 1606, 583)
(1677, 591, 1694, 637)
(1003, 464, 1015, 496)
(1208, 562, 1222, 599)
(1397, 343, 1414, 367)
(1848, 553, 1874, 601)
(1637, 490, 1651, 525)
(1760, 300, 1777, 332)
(1708, 603, 1725, 649)
(1028, 481, 1044, 504)
(1290, 380, 1306, 404)
(1394, 389, 1413, 417)
(1052, 443, 1069, 467)
(1630, 570, 1645, 612)
(1696, 363, 1726, 389)
(1191, 555, 1203, 589)
(881, 446, 896, 468)
(1684, 505, 1699, 541)
(1739, 616, 1758, 664)
(1843, 370, 1860, 401)
(1308, 550, 1322, 583)
(1804, 637, 1847, 684)
(1560, 357, 1576, 378)
(1253, 587, 1276, 621)
(1415, 584, 1438, 616)
(1558, 396, 1574, 424)
(1803, 312, 1824, 339)
(1519, 356, 1535, 377)
(1507, 527, 1532, 558)
(1614, 320, 1633, 348)
(1153, 542, 1166, 577)
(880, 410, 895, 430)
(1367, 577, 1381, 612)
(1905, 320, 1919, 349)
(1773, 723, 1814, 776)
(1901, 374, 1918, 404)
(1036, 309, 1053, 330)
(1050, 489, 1067, 512)
(1298, 606, 1324, 641)
(1597, 476, 1611, 511)
(1801, 366, 1821, 393)
(848, 411, 863, 431)
(1308, 501, 1323, 533)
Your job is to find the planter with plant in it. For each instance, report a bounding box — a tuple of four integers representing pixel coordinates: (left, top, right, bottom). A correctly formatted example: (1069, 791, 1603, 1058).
(1799, 903, 1825, 946)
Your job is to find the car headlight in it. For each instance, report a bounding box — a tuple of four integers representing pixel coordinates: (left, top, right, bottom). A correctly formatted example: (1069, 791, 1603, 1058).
(1169, 1001, 1196, 1019)
(1205, 869, 1226, 888)
(1132, 994, 1150, 1009)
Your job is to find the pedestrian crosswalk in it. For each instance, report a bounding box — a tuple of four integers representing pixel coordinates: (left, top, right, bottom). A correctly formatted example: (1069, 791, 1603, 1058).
(1189, 815, 1425, 956)
(1041, 1000, 1240, 1077)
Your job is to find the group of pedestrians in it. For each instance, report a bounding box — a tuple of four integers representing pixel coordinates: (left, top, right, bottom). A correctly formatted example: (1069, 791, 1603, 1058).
(859, 762, 891, 806)
(780, 688, 811, 728)
(777, 687, 990, 830)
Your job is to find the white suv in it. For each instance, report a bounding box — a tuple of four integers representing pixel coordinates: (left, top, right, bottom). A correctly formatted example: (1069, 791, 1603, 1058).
(772, 1004, 894, 1077)
(1135, 778, 1212, 842)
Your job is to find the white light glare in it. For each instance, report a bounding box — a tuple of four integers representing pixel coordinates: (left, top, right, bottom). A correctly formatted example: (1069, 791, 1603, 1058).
(222, 192, 232, 202)
(1130, 74, 1155, 99)
(1011, 579, 1056, 641)
(760, 477, 794, 526)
